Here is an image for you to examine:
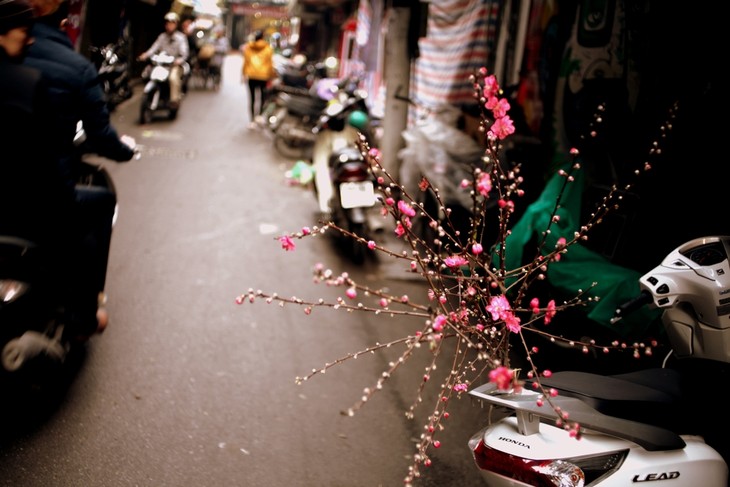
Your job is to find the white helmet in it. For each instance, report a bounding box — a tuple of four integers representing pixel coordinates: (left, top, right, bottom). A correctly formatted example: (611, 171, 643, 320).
(164, 12, 179, 23)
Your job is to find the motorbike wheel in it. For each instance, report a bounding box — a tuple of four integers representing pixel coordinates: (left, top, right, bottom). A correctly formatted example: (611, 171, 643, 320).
(211, 72, 221, 90)
(1, 336, 85, 408)
(274, 134, 313, 160)
(347, 223, 367, 265)
(273, 116, 314, 160)
(119, 83, 133, 101)
(139, 92, 154, 124)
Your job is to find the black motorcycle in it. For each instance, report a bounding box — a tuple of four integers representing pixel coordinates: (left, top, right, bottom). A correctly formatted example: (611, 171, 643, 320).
(90, 41, 132, 112)
(0, 123, 122, 396)
(1, 172, 115, 395)
(270, 88, 328, 160)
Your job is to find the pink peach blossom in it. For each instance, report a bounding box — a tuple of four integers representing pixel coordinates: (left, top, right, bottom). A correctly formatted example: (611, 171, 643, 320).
(278, 235, 296, 251)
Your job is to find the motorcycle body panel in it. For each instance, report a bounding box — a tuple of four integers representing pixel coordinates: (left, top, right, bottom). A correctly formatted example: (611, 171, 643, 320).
(1, 160, 116, 393)
(468, 236, 730, 486)
(278, 91, 328, 118)
(150, 65, 170, 83)
(473, 418, 727, 486)
(269, 87, 327, 157)
(324, 145, 377, 264)
(138, 53, 177, 124)
(266, 105, 288, 132)
(143, 80, 159, 96)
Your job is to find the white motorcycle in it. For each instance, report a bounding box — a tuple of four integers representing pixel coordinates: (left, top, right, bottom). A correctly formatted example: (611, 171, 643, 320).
(468, 236, 730, 486)
(138, 52, 184, 124)
(311, 85, 379, 264)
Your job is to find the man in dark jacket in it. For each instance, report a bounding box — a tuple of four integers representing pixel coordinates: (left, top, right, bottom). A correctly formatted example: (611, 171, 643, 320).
(0, 0, 86, 350)
(24, 0, 135, 192)
(0, 0, 68, 244)
(24, 0, 136, 339)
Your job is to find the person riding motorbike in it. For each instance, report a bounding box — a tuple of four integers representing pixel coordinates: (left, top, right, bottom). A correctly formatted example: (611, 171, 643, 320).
(180, 15, 197, 94)
(209, 28, 229, 81)
(23, 0, 136, 340)
(138, 11, 189, 110)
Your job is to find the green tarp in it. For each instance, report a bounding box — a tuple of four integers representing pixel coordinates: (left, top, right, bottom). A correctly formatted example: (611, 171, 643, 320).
(501, 166, 661, 339)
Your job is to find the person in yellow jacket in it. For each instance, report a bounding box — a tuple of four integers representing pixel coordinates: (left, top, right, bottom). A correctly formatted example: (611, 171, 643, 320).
(241, 30, 275, 128)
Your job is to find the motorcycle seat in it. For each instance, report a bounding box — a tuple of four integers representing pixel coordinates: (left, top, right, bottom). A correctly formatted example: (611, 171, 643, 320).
(531, 368, 686, 431)
(278, 92, 328, 117)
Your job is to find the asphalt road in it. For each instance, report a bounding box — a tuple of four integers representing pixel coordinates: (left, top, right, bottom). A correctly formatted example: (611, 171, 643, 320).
(0, 54, 488, 487)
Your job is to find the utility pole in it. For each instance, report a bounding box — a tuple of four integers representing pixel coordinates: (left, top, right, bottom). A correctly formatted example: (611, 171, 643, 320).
(379, 0, 412, 184)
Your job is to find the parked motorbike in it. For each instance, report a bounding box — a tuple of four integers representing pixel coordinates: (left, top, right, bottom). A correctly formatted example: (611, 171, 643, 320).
(468, 236, 730, 486)
(258, 83, 312, 135)
(319, 145, 377, 264)
(312, 84, 379, 264)
(0, 124, 122, 395)
(276, 51, 327, 90)
(259, 53, 329, 136)
(138, 52, 181, 124)
(90, 40, 132, 112)
(269, 87, 329, 159)
(313, 80, 378, 143)
(266, 76, 366, 160)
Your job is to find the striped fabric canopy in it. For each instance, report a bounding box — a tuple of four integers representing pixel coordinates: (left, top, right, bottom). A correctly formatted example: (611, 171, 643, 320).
(412, 0, 501, 109)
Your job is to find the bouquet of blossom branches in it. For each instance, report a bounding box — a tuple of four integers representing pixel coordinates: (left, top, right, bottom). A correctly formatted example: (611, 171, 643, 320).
(236, 66, 675, 484)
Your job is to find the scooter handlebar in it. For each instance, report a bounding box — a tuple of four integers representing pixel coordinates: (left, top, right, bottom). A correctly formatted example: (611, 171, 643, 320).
(611, 289, 653, 323)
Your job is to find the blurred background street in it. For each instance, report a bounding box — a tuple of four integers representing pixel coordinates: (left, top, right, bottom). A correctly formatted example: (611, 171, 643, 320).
(0, 53, 487, 487)
(1, 0, 724, 484)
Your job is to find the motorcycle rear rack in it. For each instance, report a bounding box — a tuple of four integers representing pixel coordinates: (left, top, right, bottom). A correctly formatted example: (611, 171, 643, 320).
(469, 382, 686, 451)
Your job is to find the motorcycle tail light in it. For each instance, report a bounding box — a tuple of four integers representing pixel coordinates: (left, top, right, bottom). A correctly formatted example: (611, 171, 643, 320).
(469, 436, 627, 486)
(336, 163, 368, 182)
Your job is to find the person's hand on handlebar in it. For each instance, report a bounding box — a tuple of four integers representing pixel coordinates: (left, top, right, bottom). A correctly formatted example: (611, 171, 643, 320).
(120, 134, 136, 150)
(120, 134, 141, 160)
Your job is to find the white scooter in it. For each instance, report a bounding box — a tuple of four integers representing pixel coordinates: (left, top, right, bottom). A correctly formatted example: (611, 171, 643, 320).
(468, 236, 730, 486)
(311, 84, 379, 264)
(138, 52, 183, 124)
